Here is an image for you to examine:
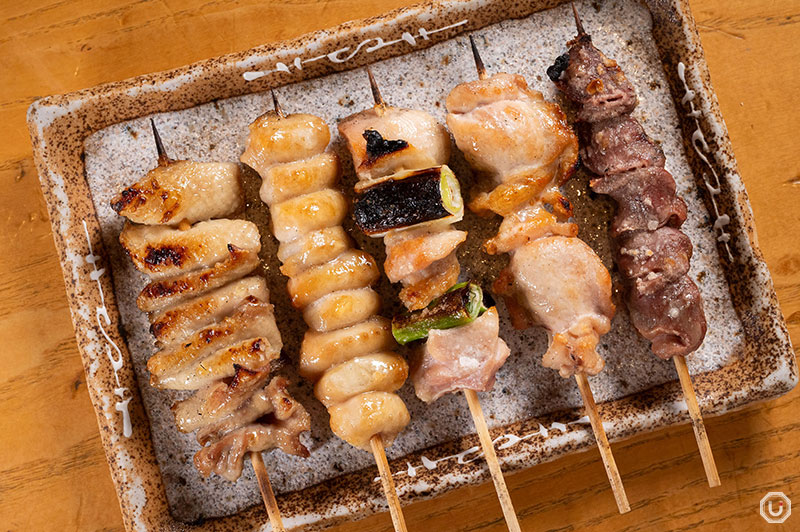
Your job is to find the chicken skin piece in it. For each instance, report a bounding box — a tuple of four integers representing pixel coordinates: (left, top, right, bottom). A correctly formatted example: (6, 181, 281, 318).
(111, 160, 242, 225)
(243, 109, 410, 450)
(120, 219, 260, 279)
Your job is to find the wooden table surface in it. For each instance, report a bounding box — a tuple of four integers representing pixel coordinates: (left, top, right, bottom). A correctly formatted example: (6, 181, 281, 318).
(2, 1, 798, 530)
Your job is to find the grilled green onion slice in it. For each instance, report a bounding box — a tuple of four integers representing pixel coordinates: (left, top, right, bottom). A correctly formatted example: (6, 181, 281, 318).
(353, 165, 463, 237)
(392, 282, 488, 345)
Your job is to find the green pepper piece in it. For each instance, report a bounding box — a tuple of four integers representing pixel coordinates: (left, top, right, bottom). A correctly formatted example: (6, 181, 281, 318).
(392, 282, 488, 345)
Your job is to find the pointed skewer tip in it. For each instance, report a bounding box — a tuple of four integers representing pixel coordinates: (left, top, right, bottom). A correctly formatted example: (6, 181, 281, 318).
(366, 67, 385, 108)
(150, 118, 170, 166)
(271, 89, 286, 118)
(571, 2, 586, 37)
(469, 35, 487, 80)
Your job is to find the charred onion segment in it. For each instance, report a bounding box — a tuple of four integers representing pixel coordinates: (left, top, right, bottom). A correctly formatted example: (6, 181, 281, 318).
(392, 282, 489, 345)
(353, 165, 463, 236)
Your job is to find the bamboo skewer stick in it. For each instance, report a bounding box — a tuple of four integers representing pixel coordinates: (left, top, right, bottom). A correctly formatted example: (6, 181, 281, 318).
(673, 355, 721, 487)
(371, 434, 409, 532)
(574, 373, 630, 514)
(463, 390, 522, 532)
(363, 68, 522, 530)
(251, 452, 287, 532)
(150, 119, 288, 530)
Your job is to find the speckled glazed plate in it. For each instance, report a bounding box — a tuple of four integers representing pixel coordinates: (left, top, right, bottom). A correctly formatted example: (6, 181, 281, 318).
(27, 0, 797, 530)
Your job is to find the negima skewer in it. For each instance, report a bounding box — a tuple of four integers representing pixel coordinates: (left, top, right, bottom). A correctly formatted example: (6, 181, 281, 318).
(337, 68, 521, 531)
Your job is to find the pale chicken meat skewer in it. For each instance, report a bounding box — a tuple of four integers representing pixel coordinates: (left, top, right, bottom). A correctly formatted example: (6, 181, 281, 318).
(113, 121, 311, 531)
(338, 69, 520, 532)
(548, 4, 718, 487)
(445, 37, 630, 513)
(241, 93, 410, 532)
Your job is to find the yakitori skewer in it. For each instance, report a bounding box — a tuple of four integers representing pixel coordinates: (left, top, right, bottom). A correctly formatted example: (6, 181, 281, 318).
(337, 69, 521, 531)
(549, 4, 719, 487)
(241, 92, 410, 532)
(111, 120, 312, 531)
(444, 35, 630, 513)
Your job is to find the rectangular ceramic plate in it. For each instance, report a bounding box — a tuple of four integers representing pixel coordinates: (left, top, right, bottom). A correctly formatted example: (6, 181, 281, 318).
(28, 0, 797, 530)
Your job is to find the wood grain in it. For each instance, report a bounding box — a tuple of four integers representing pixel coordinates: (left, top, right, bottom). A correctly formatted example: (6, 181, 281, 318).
(1, 0, 798, 530)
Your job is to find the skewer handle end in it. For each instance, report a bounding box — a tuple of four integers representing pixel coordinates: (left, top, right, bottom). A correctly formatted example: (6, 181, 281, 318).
(574, 373, 631, 514)
(673, 355, 721, 488)
(370, 434, 408, 532)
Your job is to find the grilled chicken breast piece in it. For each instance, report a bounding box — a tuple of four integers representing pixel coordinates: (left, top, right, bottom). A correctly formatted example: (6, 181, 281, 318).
(338, 106, 451, 181)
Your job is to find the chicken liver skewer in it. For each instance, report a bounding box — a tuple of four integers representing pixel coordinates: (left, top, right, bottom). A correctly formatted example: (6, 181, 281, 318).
(548, 4, 718, 487)
(445, 36, 630, 513)
(241, 93, 410, 532)
(338, 69, 520, 531)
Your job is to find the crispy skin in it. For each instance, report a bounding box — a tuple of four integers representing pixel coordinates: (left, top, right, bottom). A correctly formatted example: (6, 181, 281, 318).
(194, 377, 311, 481)
(120, 219, 260, 279)
(147, 298, 281, 388)
(149, 276, 268, 347)
(136, 245, 260, 312)
(111, 160, 242, 225)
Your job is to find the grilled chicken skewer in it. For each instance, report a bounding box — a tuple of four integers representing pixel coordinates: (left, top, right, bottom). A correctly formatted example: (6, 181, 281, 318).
(241, 93, 410, 532)
(112, 121, 312, 530)
(445, 36, 630, 513)
(548, 4, 717, 487)
(338, 70, 520, 531)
